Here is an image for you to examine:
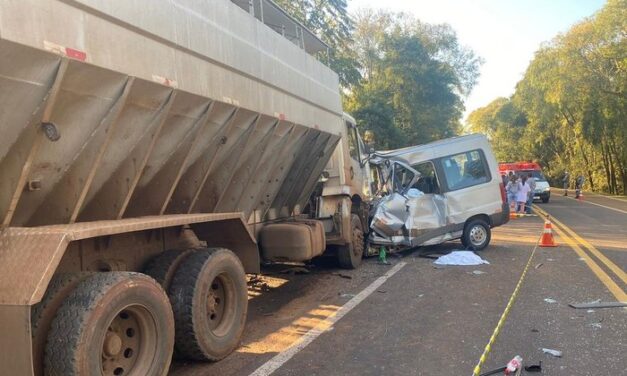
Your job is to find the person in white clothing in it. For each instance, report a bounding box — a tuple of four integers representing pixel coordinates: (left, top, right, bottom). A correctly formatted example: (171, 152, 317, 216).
(516, 175, 531, 213)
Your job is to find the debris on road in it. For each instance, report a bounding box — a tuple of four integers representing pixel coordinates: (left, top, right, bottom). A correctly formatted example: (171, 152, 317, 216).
(524, 361, 542, 372)
(544, 298, 557, 304)
(339, 293, 355, 298)
(568, 300, 627, 309)
(541, 348, 563, 357)
(478, 366, 506, 376)
(472, 270, 486, 275)
(378, 247, 391, 265)
(280, 266, 310, 275)
(433, 250, 489, 266)
(534, 263, 544, 269)
(589, 322, 602, 329)
(504, 355, 523, 375)
(248, 275, 271, 292)
(333, 273, 353, 279)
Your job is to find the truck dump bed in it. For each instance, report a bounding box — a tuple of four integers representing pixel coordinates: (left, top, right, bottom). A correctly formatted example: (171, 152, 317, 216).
(0, 0, 341, 228)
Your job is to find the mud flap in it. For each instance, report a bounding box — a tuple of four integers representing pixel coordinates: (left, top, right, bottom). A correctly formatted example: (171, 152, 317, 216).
(0, 305, 34, 375)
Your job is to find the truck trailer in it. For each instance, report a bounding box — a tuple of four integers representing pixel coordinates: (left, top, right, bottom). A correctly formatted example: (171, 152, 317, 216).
(0, 0, 371, 374)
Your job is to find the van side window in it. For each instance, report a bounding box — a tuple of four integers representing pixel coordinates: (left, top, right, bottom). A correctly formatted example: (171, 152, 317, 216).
(345, 121, 359, 162)
(441, 150, 489, 191)
(411, 161, 440, 194)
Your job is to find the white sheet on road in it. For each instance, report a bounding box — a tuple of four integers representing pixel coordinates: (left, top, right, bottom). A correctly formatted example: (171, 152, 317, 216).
(433, 251, 490, 266)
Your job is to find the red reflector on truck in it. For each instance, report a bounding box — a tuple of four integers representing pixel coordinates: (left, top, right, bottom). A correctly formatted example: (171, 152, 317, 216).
(65, 47, 87, 61)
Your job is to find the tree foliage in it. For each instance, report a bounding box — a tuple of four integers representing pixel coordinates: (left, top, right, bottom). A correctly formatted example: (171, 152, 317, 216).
(468, 0, 626, 193)
(344, 10, 482, 148)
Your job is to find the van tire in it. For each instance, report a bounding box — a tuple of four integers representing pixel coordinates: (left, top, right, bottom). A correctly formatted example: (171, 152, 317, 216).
(169, 248, 247, 361)
(542, 197, 549, 203)
(462, 219, 491, 251)
(338, 214, 364, 269)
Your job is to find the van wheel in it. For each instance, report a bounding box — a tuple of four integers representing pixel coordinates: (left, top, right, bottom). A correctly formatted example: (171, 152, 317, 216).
(462, 219, 491, 251)
(338, 214, 364, 269)
(169, 248, 247, 361)
(44, 272, 174, 376)
(542, 197, 549, 203)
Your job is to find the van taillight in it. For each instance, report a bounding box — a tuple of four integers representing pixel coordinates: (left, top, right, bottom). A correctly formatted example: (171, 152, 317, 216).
(499, 182, 506, 204)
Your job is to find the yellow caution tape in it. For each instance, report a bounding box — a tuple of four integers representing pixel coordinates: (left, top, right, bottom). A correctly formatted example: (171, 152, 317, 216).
(471, 237, 540, 376)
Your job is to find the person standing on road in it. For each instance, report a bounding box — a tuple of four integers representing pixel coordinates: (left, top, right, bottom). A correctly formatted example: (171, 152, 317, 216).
(506, 175, 519, 212)
(516, 175, 531, 213)
(562, 171, 570, 196)
(526, 172, 536, 214)
(575, 174, 585, 198)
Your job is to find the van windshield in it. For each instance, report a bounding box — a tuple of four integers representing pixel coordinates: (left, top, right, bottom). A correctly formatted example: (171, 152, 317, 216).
(518, 170, 546, 181)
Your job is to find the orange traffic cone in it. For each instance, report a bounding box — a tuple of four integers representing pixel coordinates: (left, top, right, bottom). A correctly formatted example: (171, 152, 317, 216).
(539, 220, 558, 247)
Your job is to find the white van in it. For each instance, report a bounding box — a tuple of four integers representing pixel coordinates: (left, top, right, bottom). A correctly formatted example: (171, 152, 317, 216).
(367, 134, 509, 252)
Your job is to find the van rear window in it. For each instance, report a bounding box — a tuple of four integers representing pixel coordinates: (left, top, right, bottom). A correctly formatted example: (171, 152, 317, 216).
(440, 150, 490, 191)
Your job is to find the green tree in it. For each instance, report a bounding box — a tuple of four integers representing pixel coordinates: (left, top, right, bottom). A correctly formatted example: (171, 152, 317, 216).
(345, 10, 482, 148)
(471, 0, 626, 194)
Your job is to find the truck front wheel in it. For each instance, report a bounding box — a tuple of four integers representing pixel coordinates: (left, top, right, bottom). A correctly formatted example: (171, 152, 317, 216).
(168, 248, 248, 361)
(44, 272, 174, 376)
(338, 214, 364, 269)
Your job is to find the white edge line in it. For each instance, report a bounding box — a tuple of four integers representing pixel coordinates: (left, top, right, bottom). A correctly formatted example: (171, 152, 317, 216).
(249, 261, 407, 376)
(564, 196, 627, 215)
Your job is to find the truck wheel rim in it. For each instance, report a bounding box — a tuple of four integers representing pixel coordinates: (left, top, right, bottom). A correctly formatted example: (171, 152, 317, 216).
(101, 306, 157, 375)
(469, 226, 487, 246)
(206, 273, 236, 337)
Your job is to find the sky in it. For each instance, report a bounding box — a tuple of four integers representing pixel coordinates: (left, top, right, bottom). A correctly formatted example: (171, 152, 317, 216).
(348, 0, 606, 120)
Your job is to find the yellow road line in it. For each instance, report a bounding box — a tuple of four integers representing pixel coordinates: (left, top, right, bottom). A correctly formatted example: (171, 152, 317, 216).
(534, 205, 627, 285)
(533, 206, 627, 301)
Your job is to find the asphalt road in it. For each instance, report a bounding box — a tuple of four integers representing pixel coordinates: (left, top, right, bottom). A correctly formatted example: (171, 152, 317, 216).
(173, 191, 626, 375)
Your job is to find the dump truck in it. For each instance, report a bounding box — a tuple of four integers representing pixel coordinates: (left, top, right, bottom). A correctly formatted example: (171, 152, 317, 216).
(0, 1, 371, 374)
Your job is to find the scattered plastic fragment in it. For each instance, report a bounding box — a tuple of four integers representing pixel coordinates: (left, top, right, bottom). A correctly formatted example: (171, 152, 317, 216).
(535, 263, 544, 269)
(339, 293, 355, 298)
(472, 270, 486, 275)
(541, 348, 562, 357)
(433, 251, 489, 266)
(544, 298, 557, 304)
(589, 322, 602, 329)
(569, 301, 626, 309)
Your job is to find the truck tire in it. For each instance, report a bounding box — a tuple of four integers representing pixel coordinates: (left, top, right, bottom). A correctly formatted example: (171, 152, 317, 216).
(462, 219, 491, 251)
(168, 248, 247, 361)
(338, 214, 364, 269)
(143, 248, 195, 291)
(44, 272, 174, 376)
(31, 273, 93, 376)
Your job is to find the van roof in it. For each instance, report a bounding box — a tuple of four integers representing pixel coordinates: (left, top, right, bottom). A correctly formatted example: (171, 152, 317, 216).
(371, 134, 489, 165)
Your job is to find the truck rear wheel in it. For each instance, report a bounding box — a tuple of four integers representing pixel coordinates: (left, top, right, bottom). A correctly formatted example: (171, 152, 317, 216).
(143, 248, 195, 291)
(44, 272, 174, 376)
(31, 273, 93, 376)
(338, 214, 364, 269)
(169, 248, 247, 361)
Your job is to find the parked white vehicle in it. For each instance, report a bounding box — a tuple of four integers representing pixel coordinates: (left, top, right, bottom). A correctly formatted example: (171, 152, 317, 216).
(368, 134, 509, 252)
